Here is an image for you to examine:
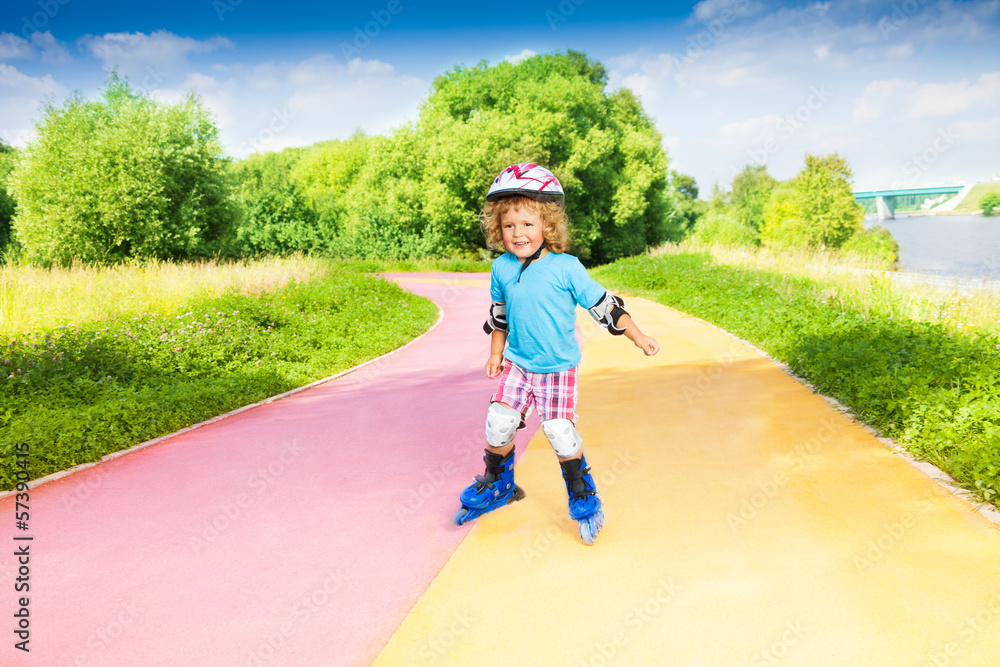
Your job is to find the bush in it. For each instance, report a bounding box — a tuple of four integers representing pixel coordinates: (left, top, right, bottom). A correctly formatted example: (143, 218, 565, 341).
(9, 73, 236, 265)
(415, 52, 677, 264)
(272, 51, 678, 265)
(980, 192, 1000, 216)
(731, 164, 776, 233)
(669, 170, 706, 239)
(760, 186, 811, 249)
(841, 226, 899, 268)
(788, 153, 865, 248)
(691, 209, 758, 247)
(231, 150, 333, 255)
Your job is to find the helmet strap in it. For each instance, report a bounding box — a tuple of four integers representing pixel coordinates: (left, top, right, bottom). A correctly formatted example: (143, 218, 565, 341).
(516, 242, 546, 284)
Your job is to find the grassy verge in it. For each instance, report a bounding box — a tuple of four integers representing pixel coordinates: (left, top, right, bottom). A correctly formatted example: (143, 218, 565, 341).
(1, 255, 333, 335)
(1, 262, 438, 489)
(593, 250, 1000, 509)
(664, 240, 1000, 333)
(953, 182, 1000, 214)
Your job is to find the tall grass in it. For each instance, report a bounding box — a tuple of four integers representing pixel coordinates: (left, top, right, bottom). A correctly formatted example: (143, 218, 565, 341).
(653, 240, 1000, 334)
(0, 255, 331, 335)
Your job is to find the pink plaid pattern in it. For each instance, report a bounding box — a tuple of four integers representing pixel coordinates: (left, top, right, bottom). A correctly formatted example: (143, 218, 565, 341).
(491, 361, 578, 423)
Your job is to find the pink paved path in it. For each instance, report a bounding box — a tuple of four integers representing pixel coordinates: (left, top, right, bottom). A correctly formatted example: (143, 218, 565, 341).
(0, 274, 524, 666)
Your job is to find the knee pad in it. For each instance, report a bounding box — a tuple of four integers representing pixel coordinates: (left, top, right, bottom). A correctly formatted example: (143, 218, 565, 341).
(485, 402, 522, 448)
(541, 419, 583, 458)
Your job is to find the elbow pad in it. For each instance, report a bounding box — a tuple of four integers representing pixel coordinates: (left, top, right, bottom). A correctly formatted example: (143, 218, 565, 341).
(588, 292, 628, 335)
(483, 300, 508, 334)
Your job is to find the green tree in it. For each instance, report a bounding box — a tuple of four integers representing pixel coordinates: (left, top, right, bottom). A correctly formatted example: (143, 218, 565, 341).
(787, 152, 864, 248)
(760, 184, 811, 249)
(979, 192, 1000, 216)
(410, 51, 675, 264)
(669, 170, 706, 238)
(731, 164, 776, 233)
(0, 141, 17, 257)
(9, 73, 236, 265)
(237, 51, 675, 263)
(231, 149, 326, 255)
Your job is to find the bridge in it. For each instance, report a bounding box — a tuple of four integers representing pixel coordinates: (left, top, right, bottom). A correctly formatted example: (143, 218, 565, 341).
(853, 184, 968, 219)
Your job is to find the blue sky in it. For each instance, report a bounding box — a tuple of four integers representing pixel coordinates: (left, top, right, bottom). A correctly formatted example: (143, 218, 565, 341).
(2, 0, 998, 192)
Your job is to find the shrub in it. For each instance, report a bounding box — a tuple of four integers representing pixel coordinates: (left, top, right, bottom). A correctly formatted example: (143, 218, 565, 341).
(788, 153, 865, 248)
(760, 187, 811, 249)
(840, 226, 899, 268)
(9, 73, 236, 265)
(980, 192, 1000, 216)
(231, 150, 332, 255)
(731, 164, 776, 233)
(691, 209, 758, 247)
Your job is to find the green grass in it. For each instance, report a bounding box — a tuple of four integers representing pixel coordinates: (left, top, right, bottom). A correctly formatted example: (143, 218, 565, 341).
(1, 255, 333, 336)
(1, 264, 438, 489)
(593, 252, 1000, 509)
(953, 182, 1000, 214)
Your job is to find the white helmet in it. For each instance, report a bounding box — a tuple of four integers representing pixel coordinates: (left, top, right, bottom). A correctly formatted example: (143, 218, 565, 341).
(486, 163, 564, 203)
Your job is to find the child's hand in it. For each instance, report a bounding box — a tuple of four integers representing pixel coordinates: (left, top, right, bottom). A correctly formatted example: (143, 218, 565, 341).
(486, 354, 505, 378)
(634, 335, 659, 356)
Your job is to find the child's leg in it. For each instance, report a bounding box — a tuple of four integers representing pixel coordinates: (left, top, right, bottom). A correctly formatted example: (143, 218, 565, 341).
(535, 366, 605, 544)
(484, 401, 522, 457)
(452, 365, 532, 526)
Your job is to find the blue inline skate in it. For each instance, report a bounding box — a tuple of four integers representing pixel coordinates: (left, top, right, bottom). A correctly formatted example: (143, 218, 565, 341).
(452, 448, 526, 526)
(560, 455, 604, 545)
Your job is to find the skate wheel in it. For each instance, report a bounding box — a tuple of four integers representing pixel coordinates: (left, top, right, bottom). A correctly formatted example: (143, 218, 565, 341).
(452, 508, 470, 527)
(579, 511, 604, 545)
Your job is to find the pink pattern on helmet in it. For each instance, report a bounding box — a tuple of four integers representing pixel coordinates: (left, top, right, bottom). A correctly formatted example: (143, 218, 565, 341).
(487, 163, 564, 202)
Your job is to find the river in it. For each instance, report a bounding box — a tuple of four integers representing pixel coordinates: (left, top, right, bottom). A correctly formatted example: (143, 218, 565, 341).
(866, 214, 1000, 282)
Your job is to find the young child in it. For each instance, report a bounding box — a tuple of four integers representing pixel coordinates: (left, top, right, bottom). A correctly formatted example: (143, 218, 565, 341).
(452, 163, 659, 544)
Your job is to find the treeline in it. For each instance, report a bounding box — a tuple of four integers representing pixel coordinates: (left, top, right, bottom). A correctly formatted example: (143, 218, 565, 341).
(0, 49, 894, 269)
(692, 158, 899, 266)
(1, 52, 697, 268)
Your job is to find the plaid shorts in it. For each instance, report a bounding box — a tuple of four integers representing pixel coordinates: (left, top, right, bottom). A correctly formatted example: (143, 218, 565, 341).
(491, 361, 578, 423)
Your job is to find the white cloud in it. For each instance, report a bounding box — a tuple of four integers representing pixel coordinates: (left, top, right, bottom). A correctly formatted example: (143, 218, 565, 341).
(0, 31, 71, 63)
(904, 72, 1000, 119)
(505, 49, 537, 65)
(144, 53, 428, 157)
(77, 31, 233, 80)
(717, 114, 783, 148)
(0, 64, 67, 147)
(32, 32, 71, 64)
(0, 33, 33, 60)
(690, 0, 759, 23)
(853, 78, 913, 122)
(855, 73, 1000, 122)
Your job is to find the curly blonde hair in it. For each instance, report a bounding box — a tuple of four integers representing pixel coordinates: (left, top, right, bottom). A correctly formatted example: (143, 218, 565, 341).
(480, 196, 572, 254)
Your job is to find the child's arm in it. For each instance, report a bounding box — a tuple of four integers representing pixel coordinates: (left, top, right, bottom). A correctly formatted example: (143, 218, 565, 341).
(616, 313, 659, 356)
(486, 329, 508, 377)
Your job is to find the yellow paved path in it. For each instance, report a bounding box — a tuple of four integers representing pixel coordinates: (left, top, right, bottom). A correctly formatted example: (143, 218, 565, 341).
(374, 296, 1000, 666)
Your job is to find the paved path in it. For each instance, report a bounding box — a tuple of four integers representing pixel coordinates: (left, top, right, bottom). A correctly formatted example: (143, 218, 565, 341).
(2, 273, 999, 666)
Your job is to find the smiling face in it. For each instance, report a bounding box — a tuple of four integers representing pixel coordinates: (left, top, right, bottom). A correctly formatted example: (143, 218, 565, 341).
(500, 206, 547, 262)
